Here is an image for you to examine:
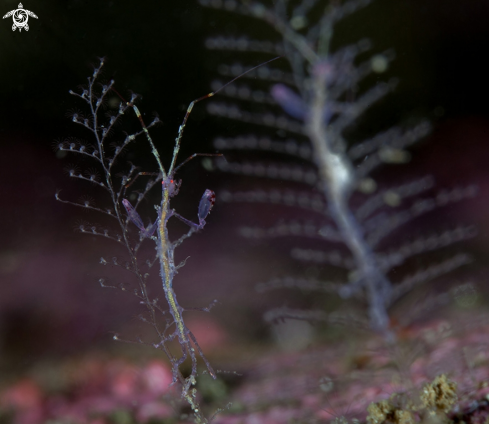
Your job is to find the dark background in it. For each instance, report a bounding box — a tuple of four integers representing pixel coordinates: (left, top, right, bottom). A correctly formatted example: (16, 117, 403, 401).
(0, 0, 489, 377)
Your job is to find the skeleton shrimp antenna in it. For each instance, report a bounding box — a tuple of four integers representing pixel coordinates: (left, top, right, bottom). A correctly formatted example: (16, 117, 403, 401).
(168, 56, 282, 175)
(112, 86, 167, 177)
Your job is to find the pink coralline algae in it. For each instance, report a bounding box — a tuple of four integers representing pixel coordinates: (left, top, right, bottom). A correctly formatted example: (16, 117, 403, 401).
(0, 358, 177, 424)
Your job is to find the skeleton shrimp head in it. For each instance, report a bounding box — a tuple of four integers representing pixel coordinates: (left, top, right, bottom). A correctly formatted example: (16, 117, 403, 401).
(162, 176, 182, 197)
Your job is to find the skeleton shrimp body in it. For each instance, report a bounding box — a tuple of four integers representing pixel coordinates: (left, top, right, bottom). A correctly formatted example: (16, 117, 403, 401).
(157, 189, 187, 371)
(124, 172, 216, 386)
(158, 179, 217, 386)
(120, 57, 276, 394)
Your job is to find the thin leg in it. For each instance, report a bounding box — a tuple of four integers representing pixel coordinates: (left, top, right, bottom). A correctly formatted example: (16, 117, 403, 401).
(188, 330, 216, 379)
(172, 211, 203, 230)
(173, 153, 223, 174)
(123, 171, 161, 196)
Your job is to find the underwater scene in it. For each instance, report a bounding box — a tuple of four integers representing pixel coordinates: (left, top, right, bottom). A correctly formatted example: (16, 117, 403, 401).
(1, 1, 489, 423)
